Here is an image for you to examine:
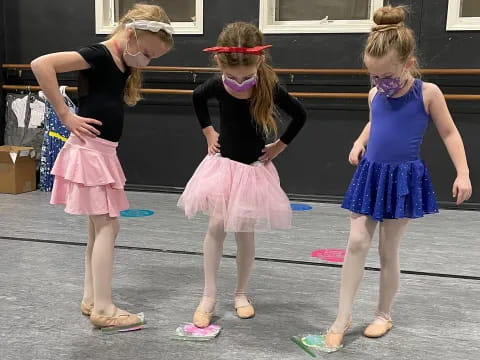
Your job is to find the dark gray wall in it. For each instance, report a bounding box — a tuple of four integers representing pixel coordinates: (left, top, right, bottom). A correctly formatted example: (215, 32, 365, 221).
(6, 0, 480, 68)
(0, 0, 6, 145)
(2, 0, 479, 207)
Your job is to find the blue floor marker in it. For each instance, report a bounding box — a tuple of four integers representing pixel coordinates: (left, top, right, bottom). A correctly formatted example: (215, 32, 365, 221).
(291, 203, 313, 211)
(120, 209, 155, 217)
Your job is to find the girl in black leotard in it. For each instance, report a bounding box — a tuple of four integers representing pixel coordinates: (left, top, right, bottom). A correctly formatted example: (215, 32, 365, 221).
(178, 22, 307, 329)
(31, 4, 173, 331)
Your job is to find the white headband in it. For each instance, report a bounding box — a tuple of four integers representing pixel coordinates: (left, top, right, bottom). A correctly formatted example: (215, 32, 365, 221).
(125, 20, 174, 35)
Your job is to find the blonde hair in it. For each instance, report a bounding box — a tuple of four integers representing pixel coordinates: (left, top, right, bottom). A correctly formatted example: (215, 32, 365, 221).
(110, 4, 174, 106)
(365, 5, 420, 77)
(216, 22, 278, 137)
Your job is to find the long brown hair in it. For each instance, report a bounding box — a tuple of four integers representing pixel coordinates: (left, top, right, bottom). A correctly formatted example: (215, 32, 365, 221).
(110, 4, 174, 106)
(365, 5, 420, 77)
(216, 22, 278, 137)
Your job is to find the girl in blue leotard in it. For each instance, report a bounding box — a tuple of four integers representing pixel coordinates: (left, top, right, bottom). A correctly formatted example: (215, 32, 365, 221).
(325, 5, 472, 350)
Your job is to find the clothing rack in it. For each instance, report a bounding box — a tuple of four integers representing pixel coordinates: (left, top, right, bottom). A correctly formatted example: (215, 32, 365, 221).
(3, 64, 480, 100)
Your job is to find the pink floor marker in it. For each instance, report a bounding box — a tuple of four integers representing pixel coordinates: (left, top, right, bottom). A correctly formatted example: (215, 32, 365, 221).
(183, 324, 221, 336)
(311, 249, 346, 263)
(174, 323, 222, 341)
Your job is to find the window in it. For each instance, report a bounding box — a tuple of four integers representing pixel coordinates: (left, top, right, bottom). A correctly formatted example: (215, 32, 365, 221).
(447, 0, 480, 31)
(259, 0, 384, 34)
(95, 0, 203, 34)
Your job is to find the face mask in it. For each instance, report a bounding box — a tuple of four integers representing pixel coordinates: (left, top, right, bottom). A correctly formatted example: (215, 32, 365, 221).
(371, 69, 407, 98)
(222, 74, 257, 92)
(123, 30, 150, 68)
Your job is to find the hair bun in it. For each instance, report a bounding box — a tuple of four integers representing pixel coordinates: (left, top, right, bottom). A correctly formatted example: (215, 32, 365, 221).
(373, 5, 406, 26)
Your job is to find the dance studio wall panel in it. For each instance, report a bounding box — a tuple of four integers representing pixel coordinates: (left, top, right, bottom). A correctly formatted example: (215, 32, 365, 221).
(0, 0, 6, 146)
(2, 0, 479, 207)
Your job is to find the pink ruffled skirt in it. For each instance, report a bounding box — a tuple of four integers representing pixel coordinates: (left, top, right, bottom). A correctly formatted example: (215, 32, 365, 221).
(50, 134, 129, 218)
(178, 155, 292, 232)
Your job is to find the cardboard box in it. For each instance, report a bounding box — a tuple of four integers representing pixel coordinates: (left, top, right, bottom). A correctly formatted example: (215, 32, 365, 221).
(0, 146, 37, 194)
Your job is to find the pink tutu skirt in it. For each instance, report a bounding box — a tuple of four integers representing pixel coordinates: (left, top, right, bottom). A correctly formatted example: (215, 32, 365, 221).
(178, 155, 292, 232)
(50, 134, 129, 218)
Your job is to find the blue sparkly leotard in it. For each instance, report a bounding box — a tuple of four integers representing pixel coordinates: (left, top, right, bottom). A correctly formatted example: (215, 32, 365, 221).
(342, 79, 439, 221)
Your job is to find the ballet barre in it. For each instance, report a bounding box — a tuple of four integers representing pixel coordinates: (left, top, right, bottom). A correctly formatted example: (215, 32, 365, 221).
(3, 84, 480, 100)
(4, 64, 480, 75)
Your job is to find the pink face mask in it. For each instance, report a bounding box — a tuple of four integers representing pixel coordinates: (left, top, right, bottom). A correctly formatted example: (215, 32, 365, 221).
(222, 74, 257, 92)
(123, 31, 150, 68)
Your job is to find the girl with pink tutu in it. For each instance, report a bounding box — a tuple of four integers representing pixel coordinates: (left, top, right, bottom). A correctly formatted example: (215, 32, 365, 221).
(31, 4, 173, 331)
(178, 22, 307, 328)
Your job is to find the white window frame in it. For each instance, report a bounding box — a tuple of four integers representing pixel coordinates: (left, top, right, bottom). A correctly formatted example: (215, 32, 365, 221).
(95, 0, 203, 35)
(446, 0, 480, 31)
(259, 0, 384, 34)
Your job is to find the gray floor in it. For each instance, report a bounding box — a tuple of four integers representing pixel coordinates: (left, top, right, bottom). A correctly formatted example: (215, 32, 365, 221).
(0, 191, 479, 360)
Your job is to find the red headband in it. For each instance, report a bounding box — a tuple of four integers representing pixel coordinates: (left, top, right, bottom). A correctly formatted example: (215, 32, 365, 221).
(203, 45, 272, 55)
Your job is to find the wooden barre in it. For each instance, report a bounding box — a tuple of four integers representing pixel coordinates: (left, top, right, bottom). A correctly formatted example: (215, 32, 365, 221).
(3, 84, 480, 100)
(1, 85, 192, 95)
(4, 64, 480, 75)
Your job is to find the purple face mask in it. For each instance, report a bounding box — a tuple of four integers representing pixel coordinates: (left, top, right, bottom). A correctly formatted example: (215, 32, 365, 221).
(371, 75, 406, 98)
(222, 74, 257, 93)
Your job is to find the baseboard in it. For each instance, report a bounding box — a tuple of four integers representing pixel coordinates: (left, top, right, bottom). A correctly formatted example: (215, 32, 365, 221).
(125, 184, 184, 194)
(124, 184, 480, 211)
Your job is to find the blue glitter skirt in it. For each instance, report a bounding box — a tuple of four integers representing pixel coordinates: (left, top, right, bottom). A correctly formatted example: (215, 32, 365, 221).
(341, 158, 438, 221)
